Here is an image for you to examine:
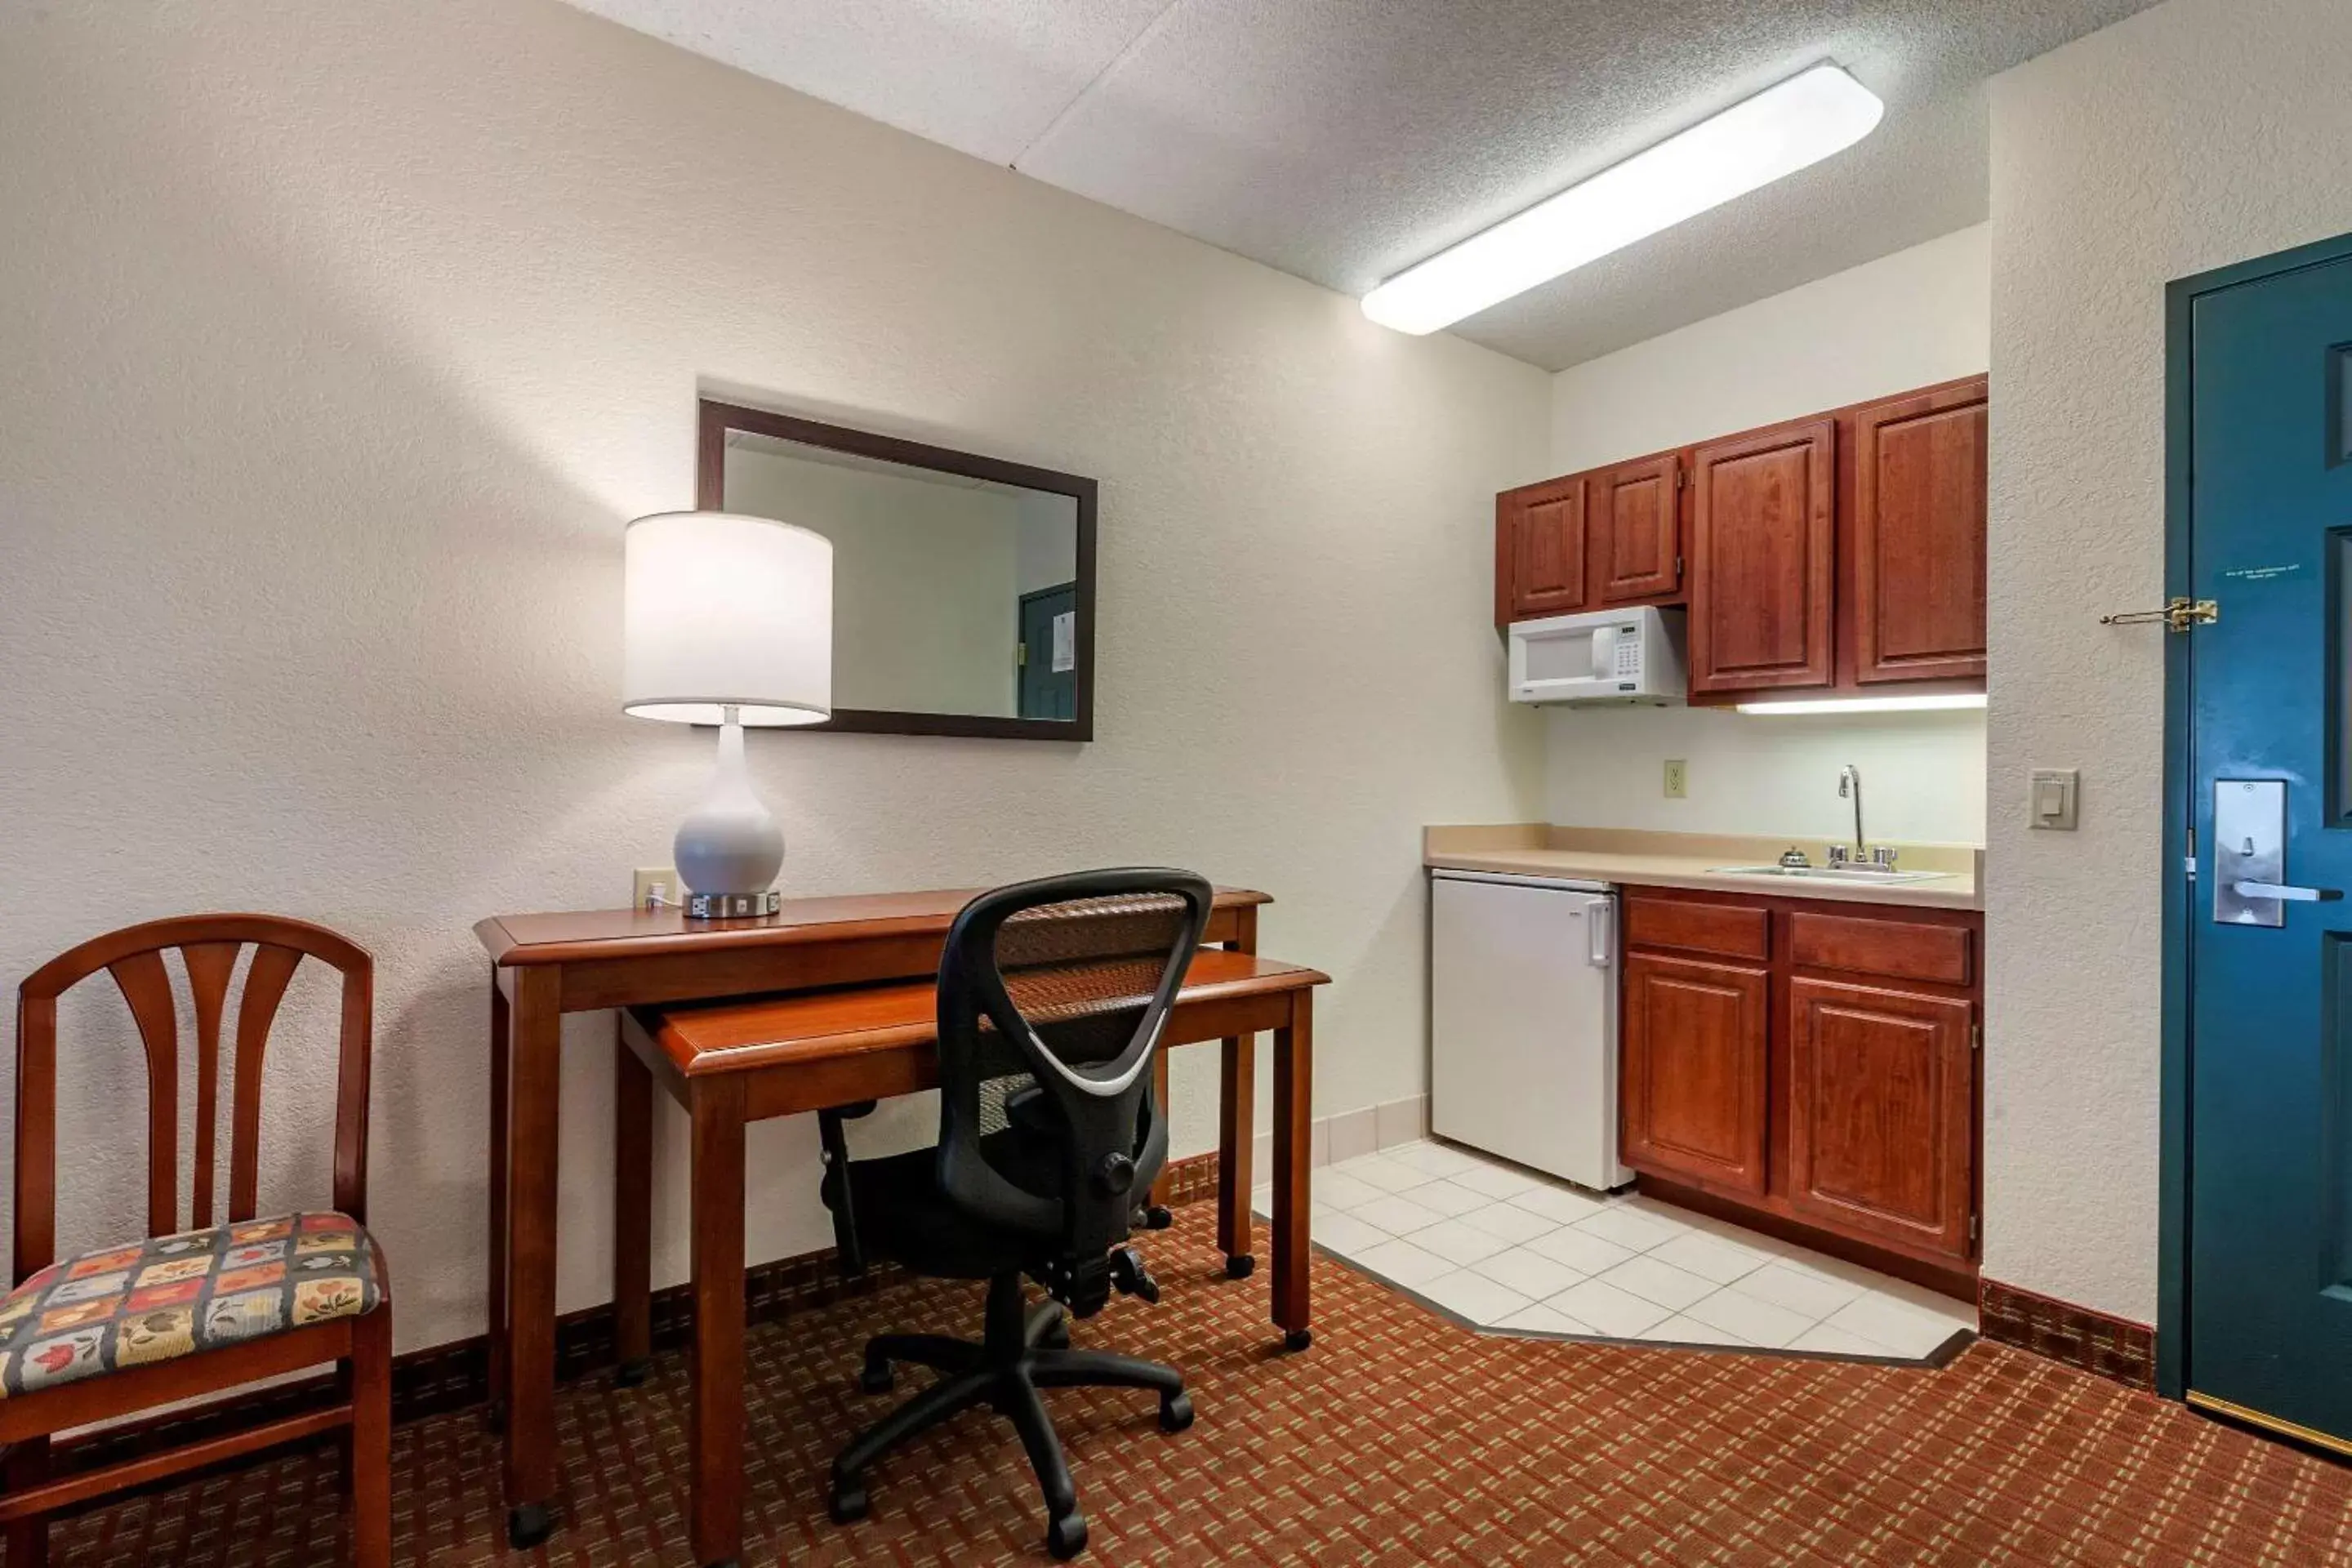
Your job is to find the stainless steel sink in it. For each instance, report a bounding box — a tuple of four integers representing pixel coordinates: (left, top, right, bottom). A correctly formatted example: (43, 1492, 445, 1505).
(1707, 865, 1953, 884)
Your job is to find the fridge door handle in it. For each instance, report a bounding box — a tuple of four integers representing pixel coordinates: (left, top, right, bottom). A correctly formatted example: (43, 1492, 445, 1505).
(1588, 900, 1613, 966)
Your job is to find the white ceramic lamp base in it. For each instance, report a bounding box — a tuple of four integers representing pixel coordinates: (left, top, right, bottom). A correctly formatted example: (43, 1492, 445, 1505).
(673, 709, 785, 919)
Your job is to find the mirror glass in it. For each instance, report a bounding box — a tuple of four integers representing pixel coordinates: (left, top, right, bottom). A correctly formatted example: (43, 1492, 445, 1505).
(704, 403, 1094, 739)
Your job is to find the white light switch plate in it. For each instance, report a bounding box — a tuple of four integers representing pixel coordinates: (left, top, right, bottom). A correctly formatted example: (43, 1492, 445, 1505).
(2029, 768, 2079, 831)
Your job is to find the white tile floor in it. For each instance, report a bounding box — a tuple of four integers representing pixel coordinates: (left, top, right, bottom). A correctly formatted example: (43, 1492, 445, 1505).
(1256, 1138, 1976, 1360)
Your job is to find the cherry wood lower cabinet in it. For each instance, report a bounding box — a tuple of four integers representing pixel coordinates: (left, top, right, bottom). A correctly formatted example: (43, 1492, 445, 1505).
(1619, 888, 1983, 1289)
(1621, 954, 1771, 1193)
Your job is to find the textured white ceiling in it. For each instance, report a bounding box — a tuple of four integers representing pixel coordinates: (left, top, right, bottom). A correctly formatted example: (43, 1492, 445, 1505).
(562, 0, 2159, 370)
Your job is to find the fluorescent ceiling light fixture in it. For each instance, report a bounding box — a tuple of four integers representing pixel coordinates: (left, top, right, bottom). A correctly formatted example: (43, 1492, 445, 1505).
(1361, 64, 1884, 335)
(1735, 693, 1987, 717)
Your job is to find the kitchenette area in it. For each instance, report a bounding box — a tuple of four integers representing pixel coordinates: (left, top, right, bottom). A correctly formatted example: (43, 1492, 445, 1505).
(1322, 367, 1993, 1358)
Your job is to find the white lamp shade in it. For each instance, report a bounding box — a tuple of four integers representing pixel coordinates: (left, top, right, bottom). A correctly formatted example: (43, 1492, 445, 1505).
(622, 511, 833, 726)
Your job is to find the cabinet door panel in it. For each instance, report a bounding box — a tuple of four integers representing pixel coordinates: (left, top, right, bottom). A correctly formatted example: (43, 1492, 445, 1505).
(1594, 453, 1681, 602)
(1499, 476, 1588, 621)
(1621, 953, 1769, 1194)
(1852, 381, 1988, 683)
(1689, 421, 1835, 693)
(1786, 978, 1975, 1258)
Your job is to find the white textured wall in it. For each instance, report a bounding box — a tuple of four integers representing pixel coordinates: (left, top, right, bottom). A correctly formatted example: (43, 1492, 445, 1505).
(1547, 707, 1988, 846)
(1544, 226, 1991, 849)
(0, 1, 1549, 1352)
(1984, 0, 2352, 1321)
(1549, 225, 1991, 474)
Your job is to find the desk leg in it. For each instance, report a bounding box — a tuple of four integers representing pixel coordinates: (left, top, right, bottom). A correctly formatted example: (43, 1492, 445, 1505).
(485, 976, 510, 1432)
(1217, 1032, 1255, 1277)
(1271, 994, 1312, 1352)
(688, 1076, 747, 1568)
(613, 1033, 654, 1387)
(501, 966, 562, 1548)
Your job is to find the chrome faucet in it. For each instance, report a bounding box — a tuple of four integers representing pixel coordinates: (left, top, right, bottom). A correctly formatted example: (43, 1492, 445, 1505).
(1838, 764, 1865, 864)
(1833, 764, 1900, 871)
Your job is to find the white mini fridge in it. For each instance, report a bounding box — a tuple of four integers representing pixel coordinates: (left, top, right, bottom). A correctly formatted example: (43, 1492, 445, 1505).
(1429, 870, 1633, 1192)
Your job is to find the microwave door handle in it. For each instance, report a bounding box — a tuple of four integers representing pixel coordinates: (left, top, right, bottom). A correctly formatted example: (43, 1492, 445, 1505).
(1589, 622, 1617, 680)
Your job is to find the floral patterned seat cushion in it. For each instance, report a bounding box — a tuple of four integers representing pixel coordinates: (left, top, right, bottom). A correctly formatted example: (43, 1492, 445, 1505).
(0, 1212, 382, 1398)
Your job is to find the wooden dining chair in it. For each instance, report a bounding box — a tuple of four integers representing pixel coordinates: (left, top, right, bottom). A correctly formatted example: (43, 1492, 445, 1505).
(2, 915, 390, 1567)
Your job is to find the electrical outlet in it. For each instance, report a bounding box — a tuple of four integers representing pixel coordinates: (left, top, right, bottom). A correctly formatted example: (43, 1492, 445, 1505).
(633, 866, 680, 911)
(1663, 759, 1688, 799)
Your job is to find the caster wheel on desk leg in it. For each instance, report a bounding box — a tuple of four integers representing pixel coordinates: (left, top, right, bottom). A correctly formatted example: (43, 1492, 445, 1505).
(1143, 1205, 1173, 1231)
(1046, 1510, 1089, 1561)
(1224, 1254, 1255, 1280)
(614, 1357, 650, 1389)
(506, 1503, 554, 1549)
(829, 1482, 871, 1525)
(1283, 1328, 1312, 1353)
(1160, 1391, 1194, 1433)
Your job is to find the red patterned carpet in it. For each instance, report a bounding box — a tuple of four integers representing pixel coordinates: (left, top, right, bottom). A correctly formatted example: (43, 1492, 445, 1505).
(42, 1207, 2352, 1566)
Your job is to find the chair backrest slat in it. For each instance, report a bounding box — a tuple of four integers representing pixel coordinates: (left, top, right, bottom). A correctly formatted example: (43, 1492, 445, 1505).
(105, 949, 181, 1237)
(229, 944, 302, 1223)
(12, 915, 373, 1283)
(180, 942, 239, 1229)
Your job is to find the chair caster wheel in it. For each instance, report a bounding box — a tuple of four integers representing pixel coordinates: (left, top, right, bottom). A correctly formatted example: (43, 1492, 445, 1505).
(1039, 1321, 1071, 1351)
(614, 1357, 651, 1388)
(1160, 1391, 1195, 1433)
(483, 1398, 506, 1435)
(506, 1503, 554, 1549)
(1225, 1253, 1255, 1279)
(1284, 1328, 1313, 1353)
(1143, 1205, 1174, 1231)
(1047, 1510, 1089, 1560)
(858, 1361, 894, 1394)
(829, 1482, 870, 1525)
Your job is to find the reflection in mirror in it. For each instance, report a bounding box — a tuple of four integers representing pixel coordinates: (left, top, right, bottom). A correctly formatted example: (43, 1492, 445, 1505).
(700, 402, 1095, 740)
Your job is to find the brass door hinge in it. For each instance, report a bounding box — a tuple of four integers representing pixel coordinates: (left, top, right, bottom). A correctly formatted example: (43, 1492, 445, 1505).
(1969, 1213, 1980, 1245)
(2100, 597, 2218, 632)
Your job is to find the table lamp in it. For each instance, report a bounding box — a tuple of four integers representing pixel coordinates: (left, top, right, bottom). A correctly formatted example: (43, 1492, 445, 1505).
(622, 510, 833, 918)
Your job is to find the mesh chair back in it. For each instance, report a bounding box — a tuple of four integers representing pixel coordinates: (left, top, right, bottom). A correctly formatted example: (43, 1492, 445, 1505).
(936, 870, 1212, 1271)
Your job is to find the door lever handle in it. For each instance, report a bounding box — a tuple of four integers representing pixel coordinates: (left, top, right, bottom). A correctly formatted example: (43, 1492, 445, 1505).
(2231, 881, 2344, 903)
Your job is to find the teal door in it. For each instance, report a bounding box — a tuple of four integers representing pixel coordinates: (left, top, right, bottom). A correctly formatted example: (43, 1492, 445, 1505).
(1018, 583, 1078, 721)
(2185, 246, 2352, 1450)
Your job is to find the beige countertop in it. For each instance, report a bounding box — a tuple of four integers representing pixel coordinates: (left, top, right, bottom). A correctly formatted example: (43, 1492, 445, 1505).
(1424, 825, 1983, 911)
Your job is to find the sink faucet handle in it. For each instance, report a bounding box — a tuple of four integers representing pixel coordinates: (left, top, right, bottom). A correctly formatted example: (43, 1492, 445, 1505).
(1825, 844, 1851, 867)
(1870, 845, 1900, 869)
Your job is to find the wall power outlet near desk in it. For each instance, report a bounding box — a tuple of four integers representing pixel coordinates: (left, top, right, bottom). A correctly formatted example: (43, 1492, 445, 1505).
(633, 867, 680, 911)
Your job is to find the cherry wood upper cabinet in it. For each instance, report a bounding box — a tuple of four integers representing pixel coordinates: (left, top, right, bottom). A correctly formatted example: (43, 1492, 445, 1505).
(1785, 978, 1975, 1258)
(1850, 379, 1989, 684)
(1593, 452, 1682, 603)
(1687, 419, 1835, 694)
(1621, 952, 1770, 1195)
(1495, 475, 1588, 622)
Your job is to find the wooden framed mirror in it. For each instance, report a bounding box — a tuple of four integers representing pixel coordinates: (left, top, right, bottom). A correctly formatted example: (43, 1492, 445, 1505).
(697, 399, 1096, 741)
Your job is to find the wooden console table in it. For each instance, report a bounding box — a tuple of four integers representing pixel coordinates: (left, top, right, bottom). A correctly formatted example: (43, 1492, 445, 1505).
(473, 887, 1301, 1552)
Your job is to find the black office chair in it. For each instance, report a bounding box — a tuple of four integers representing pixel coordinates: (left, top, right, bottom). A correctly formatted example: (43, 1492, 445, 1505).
(816, 868, 1214, 1561)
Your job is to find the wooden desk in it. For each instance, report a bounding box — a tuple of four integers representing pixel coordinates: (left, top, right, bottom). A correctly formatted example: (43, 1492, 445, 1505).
(473, 887, 1281, 1550)
(623, 947, 1328, 1568)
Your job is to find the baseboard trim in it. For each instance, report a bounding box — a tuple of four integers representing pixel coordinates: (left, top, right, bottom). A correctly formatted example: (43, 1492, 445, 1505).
(1251, 1093, 1428, 1182)
(1978, 1277, 2155, 1391)
(42, 1147, 1228, 1507)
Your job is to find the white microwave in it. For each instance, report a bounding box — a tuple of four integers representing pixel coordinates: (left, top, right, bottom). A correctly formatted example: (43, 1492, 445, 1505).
(1508, 605, 1686, 706)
